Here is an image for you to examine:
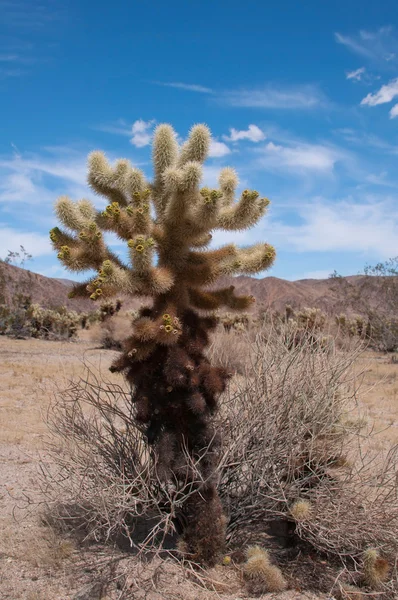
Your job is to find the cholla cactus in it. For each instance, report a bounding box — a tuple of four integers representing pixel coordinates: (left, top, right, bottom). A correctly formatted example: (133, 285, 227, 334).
(243, 545, 287, 594)
(50, 123, 275, 565)
(290, 498, 312, 522)
(362, 548, 389, 589)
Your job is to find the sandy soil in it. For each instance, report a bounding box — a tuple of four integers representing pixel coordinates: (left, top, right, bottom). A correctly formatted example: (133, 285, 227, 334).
(0, 336, 396, 599)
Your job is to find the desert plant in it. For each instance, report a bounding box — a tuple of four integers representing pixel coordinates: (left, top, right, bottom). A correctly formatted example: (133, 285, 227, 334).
(221, 312, 251, 332)
(211, 323, 398, 582)
(0, 303, 12, 334)
(49, 123, 275, 565)
(243, 545, 286, 595)
(0, 295, 80, 339)
(362, 548, 390, 589)
(99, 299, 123, 321)
(2, 245, 33, 267)
(330, 259, 398, 352)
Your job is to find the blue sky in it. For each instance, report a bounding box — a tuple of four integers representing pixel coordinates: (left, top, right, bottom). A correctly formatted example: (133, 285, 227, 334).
(1, 0, 398, 281)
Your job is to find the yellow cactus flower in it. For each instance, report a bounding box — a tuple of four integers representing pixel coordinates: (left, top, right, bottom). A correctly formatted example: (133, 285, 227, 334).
(135, 244, 144, 252)
(165, 324, 173, 333)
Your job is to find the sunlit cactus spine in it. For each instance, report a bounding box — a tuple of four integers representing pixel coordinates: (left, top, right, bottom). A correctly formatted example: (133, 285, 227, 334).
(50, 123, 275, 565)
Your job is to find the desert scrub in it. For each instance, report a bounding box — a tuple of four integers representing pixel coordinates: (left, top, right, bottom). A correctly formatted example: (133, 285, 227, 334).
(49, 123, 275, 565)
(0, 295, 80, 339)
(212, 322, 397, 590)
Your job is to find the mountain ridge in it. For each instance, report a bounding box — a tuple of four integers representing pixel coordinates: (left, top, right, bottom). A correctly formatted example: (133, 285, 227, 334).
(0, 261, 392, 316)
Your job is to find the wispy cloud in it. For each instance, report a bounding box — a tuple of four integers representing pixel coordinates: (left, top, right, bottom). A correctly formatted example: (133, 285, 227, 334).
(0, 1, 65, 77)
(0, 54, 20, 62)
(130, 119, 155, 148)
(153, 81, 213, 94)
(0, 225, 52, 258)
(335, 32, 374, 59)
(258, 141, 342, 173)
(346, 67, 366, 81)
(94, 123, 132, 136)
(361, 78, 398, 106)
(334, 128, 398, 154)
(220, 84, 327, 110)
(0, 0, 65, 29)
(335, 27, 398, 67)
(271, 197, 398, 258)
(223, 125, 265, 143)
(0, 147, 90, 213)
(365, 171, 397, 187)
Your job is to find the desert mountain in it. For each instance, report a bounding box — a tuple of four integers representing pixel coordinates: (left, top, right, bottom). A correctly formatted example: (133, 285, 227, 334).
(1, 261, 394, 317)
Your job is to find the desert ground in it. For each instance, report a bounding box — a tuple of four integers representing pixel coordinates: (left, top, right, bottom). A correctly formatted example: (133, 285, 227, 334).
(0, 334, 397, 599)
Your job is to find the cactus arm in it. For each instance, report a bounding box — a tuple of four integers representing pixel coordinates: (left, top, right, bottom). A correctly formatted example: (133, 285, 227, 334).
(219, 167, 239, 207)
(177, 124, 210, 167)
(88, 152, 146, 206)
(217, 191, 270, 231)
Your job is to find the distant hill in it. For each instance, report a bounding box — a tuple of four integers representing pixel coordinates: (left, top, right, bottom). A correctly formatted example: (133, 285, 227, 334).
(0, 261, 394, 316)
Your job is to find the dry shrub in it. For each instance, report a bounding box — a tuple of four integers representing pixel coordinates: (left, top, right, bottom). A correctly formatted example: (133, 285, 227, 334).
(40, 321, 397, 593)
(40, 371, 215, 554)
(214, 322, 397, 591)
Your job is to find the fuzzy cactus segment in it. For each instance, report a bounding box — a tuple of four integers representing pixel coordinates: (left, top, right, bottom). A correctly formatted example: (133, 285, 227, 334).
(50, 123, 275, 566)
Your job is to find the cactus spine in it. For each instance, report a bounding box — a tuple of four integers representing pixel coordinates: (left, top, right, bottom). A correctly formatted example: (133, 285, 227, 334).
(51, 123, 275, 565)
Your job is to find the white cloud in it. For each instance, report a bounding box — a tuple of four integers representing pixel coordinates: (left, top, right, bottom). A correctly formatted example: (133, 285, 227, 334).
(390, 103, 398, 118)
(361, 78, 398, 106)
(346, 67, 366, 81)
(259, 141, 340, 173)
(223, 125, 265, 143)
(130, 119, 155, 148)
(0, 226, 52, 258)
(0, 147, 98, 216)
(155, 82, 213, 94)
(271, 199, 398, 258)
(208, 139, 231, 158)
(221, 84, 326, 109)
